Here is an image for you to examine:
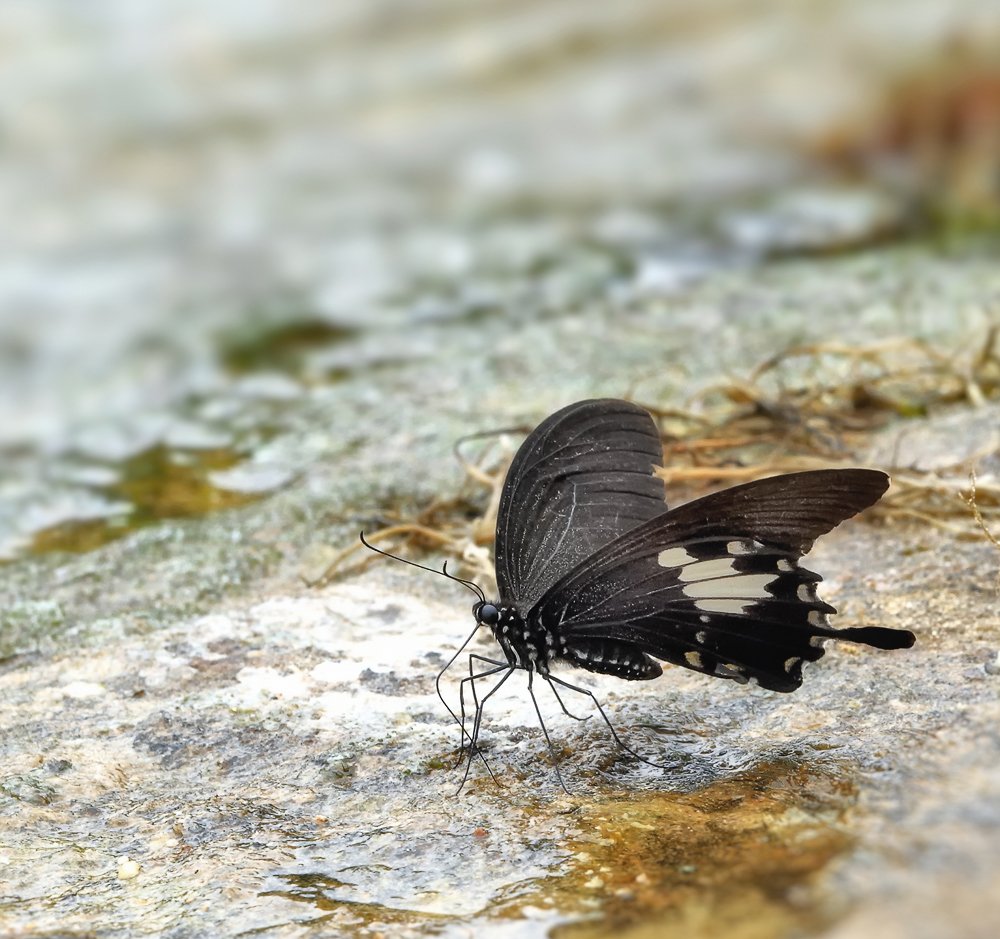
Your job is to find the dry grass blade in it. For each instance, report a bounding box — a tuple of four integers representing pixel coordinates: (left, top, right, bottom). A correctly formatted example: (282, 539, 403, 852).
(964, 469, 1000, 550)
(316, 432, 512, 590)
(319, 331, 1000, 585)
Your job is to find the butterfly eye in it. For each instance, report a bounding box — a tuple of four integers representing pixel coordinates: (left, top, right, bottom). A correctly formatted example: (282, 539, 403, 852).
(476, 603, 500, 626)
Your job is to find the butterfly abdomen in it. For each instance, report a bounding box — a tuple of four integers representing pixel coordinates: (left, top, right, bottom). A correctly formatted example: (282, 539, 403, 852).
(560, 640, 663, 680)
(487, 605, 662, 680)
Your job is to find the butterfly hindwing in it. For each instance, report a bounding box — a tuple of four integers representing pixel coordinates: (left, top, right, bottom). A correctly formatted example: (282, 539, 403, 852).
(495, 398, 667, 611)
(530, 470, 912, 692)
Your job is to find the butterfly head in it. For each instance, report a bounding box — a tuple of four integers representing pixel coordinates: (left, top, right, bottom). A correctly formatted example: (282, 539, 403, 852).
(473, 601, 500, 627)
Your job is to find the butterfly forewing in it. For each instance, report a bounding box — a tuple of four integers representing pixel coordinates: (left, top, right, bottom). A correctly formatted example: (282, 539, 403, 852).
(530, 469, 904, 692)
(495, 398, 667, 610)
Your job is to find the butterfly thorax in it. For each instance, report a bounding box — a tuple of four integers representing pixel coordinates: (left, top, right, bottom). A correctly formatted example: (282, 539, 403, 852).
(489, 605, 556, 673)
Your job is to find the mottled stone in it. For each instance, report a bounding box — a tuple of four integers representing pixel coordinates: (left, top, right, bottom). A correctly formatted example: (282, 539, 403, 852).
(2, 1, 1000, 937)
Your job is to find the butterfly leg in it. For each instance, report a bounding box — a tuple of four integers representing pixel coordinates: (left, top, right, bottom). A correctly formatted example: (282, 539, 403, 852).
(457, 664, 515, 794)
(455, 659, 509, 782)
(459, 654, 510, 750)
(435, 622, 486, 744)
(526, 670, 570, 795)
(547, 674, 672, 771)
(545, 677, 592, 721)
(458, 662, 509, 748)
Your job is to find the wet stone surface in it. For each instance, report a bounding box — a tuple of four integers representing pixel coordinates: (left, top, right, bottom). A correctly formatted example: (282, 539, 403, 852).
(1, 515, 998, 939)
(3, 1, 1000, 937)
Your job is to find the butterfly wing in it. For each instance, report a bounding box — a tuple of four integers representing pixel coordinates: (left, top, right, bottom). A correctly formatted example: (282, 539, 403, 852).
(531, 469, 914, 692)
(495, 398, 666, 611)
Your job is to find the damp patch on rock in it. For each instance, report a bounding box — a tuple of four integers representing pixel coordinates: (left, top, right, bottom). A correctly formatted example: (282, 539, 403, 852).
(217, 316, 357, 377)
(513, 761, 855, 939)
(13, 444, 288, 559)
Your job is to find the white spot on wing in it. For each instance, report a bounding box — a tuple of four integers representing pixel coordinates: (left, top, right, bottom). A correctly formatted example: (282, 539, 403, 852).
(784, 656, 802, 673)
(695, 630, 707, 643)
(807, 610, 829, 628)
(797, 583, 816, 601)
(695, 598, 750, 614)
(727, 541, 752, 555)
(677, 558, 739, 582)
(684, 651, 703, 668)
(777, 559, 793, 572)
(699, 614, 710, 623)
(683, 574, 775, 599)
(657, 546, 695, 568)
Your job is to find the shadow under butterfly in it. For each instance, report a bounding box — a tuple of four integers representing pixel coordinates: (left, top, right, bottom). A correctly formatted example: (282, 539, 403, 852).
(362, 398, 915, 792)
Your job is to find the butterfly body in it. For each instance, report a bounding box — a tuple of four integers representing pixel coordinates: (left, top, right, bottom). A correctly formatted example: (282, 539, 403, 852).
(480, 600, 663, 680)
(474, 398, 914, 695)
(486, 603, 552, 673)
(389, 397, 916, 788)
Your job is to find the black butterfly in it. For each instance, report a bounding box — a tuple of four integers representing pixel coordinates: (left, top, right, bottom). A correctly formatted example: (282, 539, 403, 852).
(365, 398, 915, 789)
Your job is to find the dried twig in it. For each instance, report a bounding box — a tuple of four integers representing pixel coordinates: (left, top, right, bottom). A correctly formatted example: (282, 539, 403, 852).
(318, 331, 1000, 584)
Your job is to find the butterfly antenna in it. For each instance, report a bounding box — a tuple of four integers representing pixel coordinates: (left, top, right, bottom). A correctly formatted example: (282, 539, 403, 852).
(442, 562, 487, 603)
(358, 531, 485, 602)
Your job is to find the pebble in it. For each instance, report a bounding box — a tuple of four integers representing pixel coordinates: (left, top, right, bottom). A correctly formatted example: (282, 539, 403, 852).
(116, 857, 141, 880)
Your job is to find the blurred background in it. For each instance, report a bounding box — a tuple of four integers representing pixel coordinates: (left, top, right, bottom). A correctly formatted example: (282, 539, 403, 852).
(2, 0, 999, 559)
(3, 3, 1000, 938)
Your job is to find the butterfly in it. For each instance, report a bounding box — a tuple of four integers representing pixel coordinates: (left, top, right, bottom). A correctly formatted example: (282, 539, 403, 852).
(364, 398, 915, 789)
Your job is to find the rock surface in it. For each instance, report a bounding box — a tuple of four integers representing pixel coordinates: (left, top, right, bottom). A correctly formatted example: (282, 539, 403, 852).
(2, 2, 1000, 938)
